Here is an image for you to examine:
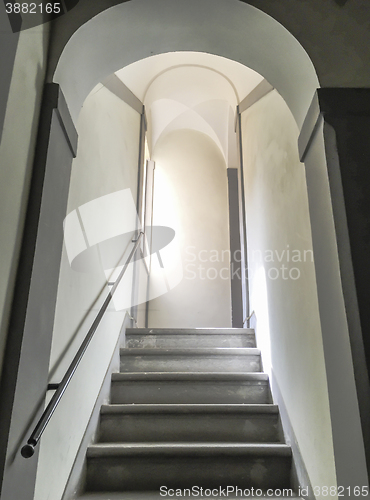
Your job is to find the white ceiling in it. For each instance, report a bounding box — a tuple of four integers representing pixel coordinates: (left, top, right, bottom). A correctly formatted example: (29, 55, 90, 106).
(115, 52, 264, 103)
(115, 52, 264, 160)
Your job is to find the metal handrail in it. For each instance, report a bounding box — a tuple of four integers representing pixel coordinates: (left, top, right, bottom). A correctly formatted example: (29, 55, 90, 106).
(244, 310, 255, 328)
(21, 231, 144, 458)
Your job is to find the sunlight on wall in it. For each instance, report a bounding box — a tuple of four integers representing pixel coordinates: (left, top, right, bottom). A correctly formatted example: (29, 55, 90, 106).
(148, 129, 231, 327)
(242, 89, 337, 494)
(149, 238, 183, 299)
(152, 165, 180, 235)
(148, 164, 184, 303)
(251, 266, 272, 378)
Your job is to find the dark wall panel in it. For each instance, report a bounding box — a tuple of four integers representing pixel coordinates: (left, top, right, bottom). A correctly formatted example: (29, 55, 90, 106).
(0, 85, 77, 500)
(227, 168, 243, 328)
(299, 87, 370, 478)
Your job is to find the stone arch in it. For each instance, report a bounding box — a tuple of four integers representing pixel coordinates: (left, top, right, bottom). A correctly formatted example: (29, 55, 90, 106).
(49, 0, 369, 490)
(53, 0, 319, 125)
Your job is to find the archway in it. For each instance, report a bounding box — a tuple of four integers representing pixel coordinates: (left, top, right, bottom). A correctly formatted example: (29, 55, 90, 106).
(53, 0, 318, 127)
(50, 0, 367, 491)
(1, 2, 368, 499)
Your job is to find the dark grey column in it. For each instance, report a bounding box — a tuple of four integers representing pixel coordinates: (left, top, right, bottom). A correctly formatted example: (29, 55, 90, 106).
(227, 168, 243, 328)
(235, 107, 250, 326)
(144, 160, 155, 328)
(130, 107, 146, 325)
(299, 88, 370, 480)
(236, 82, 274, 327)
(101, 75, 145, 325)
(0, 84, 78, 499)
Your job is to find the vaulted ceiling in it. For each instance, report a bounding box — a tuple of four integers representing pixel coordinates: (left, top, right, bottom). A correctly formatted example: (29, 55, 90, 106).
(115, 52, 264, 163)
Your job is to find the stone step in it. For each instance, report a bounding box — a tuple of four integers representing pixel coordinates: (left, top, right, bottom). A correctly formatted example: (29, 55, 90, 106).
(111, 373, 271, 405)
(85, 443, 292, 492)
(98, 404, 282, 443)
(125, 328, 256, 348)
(126, 328, 255, 334)
(120, 348, 261, 373)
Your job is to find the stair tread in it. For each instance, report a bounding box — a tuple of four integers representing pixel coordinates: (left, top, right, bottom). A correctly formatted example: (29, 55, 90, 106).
(112, 372, 269, 381)
(87, 443, 292, 458)
(101, 404, 279, 414)
(120, 348, 260, 356)
(126, 328, 255, 335)
(84, 326, 292, 494)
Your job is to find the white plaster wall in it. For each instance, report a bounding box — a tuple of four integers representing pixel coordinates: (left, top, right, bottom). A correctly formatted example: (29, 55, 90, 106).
(241, 90, 337, 495)
(148, 129, 231, 328)
(0, 24, 49, 382)
(34, 86, 141, 500)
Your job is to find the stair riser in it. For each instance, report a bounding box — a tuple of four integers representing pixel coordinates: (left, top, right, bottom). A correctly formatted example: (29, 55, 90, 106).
(120, 355, 261, 373)
(126, 334, 256, 349)
(86, 455, 292, 491)
(126, 329, 255, 335)
(111, 381, 271, 404)
(99, 414, 281, 443)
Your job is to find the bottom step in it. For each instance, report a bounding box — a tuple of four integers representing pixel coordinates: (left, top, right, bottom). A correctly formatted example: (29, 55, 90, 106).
(80, 494, 302, 500)
(86, 443, 292, 492)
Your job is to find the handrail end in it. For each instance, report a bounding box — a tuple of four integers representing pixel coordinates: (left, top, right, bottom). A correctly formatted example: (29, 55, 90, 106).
(132, 230, 144, 243)
(21, 443, 36, 459)
(21, 228, 145, 455)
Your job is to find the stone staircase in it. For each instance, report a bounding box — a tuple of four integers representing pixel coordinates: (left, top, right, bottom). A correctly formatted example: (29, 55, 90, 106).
(79, 328, 297, 499)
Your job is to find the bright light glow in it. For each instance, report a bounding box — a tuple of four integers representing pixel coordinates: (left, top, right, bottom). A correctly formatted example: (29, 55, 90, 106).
(151, 165, 180, 238)
(251, 266, 272, 377)
(77, 190, 139, 247)
(148, 163, 183, 300)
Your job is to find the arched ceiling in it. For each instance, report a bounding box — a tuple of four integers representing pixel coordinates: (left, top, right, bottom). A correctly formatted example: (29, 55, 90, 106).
(115, 52, 264, 161)
(54, 0, 319, 128)
(49, 0, 370, 97)
(115, 52, 263, 103)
